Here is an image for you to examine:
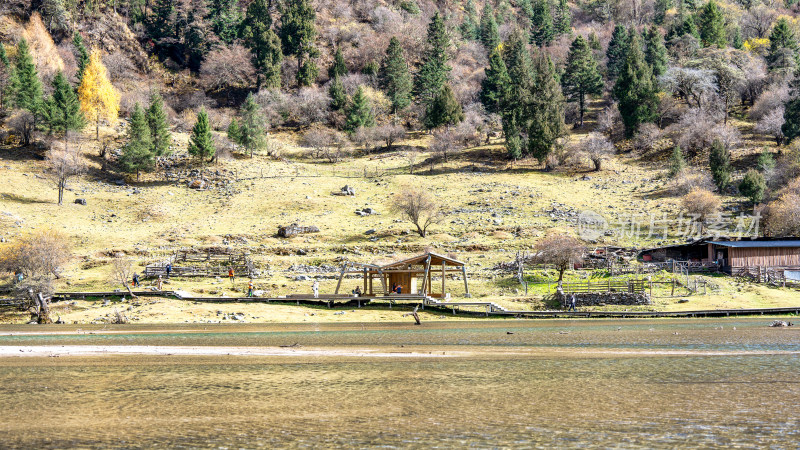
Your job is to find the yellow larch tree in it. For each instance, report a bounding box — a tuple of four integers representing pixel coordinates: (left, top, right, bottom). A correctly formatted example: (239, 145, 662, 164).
(78, 49, 119, 140)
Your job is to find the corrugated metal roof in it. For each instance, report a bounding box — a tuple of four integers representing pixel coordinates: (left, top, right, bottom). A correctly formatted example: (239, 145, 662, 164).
(708, 241, 800, 248)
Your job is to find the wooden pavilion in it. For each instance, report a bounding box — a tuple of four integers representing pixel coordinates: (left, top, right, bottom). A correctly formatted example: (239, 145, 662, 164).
(334, 252, 470, 298)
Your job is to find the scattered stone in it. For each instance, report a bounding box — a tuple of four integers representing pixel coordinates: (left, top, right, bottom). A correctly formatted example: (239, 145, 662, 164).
(333, 185, 355, 196)
(188, 179, 207, 189)
(770, 320, 793, 327)
(364, 229, 376, 235)
(74, 198, 87, 205)
(677, 299, 689, 303)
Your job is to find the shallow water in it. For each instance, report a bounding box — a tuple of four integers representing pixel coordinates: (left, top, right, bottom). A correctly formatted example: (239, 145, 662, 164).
(0, 318, 799, 448)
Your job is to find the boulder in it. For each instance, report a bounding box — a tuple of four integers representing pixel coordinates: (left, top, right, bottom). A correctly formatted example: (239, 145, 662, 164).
(189, 179, 207, 189)
(74, 198, 87, 205)
(278, 223, 320, 238)
(365, 229, 376, 235)
(770, 320, 793, 327)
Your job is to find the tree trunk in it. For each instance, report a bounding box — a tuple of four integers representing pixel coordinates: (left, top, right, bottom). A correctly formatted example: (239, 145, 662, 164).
(96, 118, 100, 141)
(57, 181, 64, 205)
(579, 93, 585, 127)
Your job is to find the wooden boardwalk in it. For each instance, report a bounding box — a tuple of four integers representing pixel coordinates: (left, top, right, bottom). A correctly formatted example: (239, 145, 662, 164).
(1, 291, 796, 319)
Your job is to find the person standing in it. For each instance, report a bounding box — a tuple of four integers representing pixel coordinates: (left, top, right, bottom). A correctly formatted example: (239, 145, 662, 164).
(228, 268, 235, 286)
(312, 280, 319, 298)
(165, 263, 172, 278)
(568, 294, 576, 311)
(247, 280, 254, 297)
(156, 275, 163, 291)
(132, 273, 140, 288)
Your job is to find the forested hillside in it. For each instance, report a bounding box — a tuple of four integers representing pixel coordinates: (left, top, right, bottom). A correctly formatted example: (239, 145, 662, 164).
(1, 0, 799, 234)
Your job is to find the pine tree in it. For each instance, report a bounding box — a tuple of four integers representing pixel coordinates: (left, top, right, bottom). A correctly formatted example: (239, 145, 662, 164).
(328, 47, 347, 79)
(530, 0, 555, 47)
(241, 0, 283, 89)
(345, 86, 375, 133)
(613, 32, 658, 137)
(379, 37, 412, 113)
(280, 0, 319, 87)
(119, 103, 154, 181)
(480, 47, 511, 115)
(739, 169, 766, 204)
(606, 25, 629, 80)
(73, 33, 89, 84)
(518, 0, 535, 20)
(147, 0, 176, 58)
(668, 145, 686, 177)
(501, 30, 534, 159)
(588, 32, 601, 50)
(414, 12, 451, 107)
(680, 14, 701, 39)
(146, 92, 171, 157)
(78, 49, 120, 140)
(328, 75, 348, 111)
(182, 1, 214, 72)
(698, 0, 726, 48)
(554, 0, 571, 35)
(227, 117, 242, 144)
(238, 93, 267, 158)
(460, 0, 480, 40)
(209, 0, 242, 44)
(768, 18, 798, 71)
(188, 108, 215, 163)
(528, 51, 565, 162)
(0, 44, 8, 68)
(731, 26, 743, 49)
(496, 0, 512, 24)
(561, 35, 603, 126)
(13, 39, 43, 121)
(43, 71, 85, 139)
(424, 84, 464, 129)
(644, 25, 668, 77)
(709, 138, 731, 191)
(783, 68, 800, 143)
(479, 2, 500, 51)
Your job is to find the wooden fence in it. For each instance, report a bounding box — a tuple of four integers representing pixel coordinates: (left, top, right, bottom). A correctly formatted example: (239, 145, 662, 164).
(557, 280, 647, 294)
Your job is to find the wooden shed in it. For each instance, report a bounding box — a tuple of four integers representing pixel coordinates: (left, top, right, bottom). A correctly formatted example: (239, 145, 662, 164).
(334, 252, 470, 298)
(706, 240, 800, 272)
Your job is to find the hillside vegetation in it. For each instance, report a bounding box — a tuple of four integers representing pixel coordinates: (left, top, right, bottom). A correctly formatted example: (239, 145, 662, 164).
(0, 0, 799, 321)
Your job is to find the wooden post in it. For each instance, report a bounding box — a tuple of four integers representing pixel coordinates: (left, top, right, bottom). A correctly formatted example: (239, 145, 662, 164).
(441, 261, 446, 298)
(462, 265, 471, 298)
(363, 267, 368, 294)
(334, 263, 347, 295)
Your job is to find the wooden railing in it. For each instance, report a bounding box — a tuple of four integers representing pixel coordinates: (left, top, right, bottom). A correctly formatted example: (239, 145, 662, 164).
(558, 280, 647, 294)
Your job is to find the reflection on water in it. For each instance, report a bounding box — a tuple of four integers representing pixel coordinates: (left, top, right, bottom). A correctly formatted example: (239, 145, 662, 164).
(0, 318, 799, 448)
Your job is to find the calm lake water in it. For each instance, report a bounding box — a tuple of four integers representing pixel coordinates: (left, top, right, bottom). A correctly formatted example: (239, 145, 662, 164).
(0, 318, 799, 448)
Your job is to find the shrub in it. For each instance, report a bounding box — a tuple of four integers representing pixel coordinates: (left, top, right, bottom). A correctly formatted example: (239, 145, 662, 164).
(670, 170, 714, 195)
(682, 187, 722, 227)
(739, 169, 767, 204)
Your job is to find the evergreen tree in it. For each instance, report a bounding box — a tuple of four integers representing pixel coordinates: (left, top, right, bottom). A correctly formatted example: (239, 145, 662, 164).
(147, 0, 176, 58)
(644, 25, 668, 77)
(0, 44, 8, 67)
(345, 86, 375, 133)
(424, 84, 464, 129)
(554, 0, 571, 35)
(530, 0, 555, 47)
(698, 0, 726, 48)
(782, 68, 800, 143)
(768, 18, 798, 71)
(119, 103, 154, 181)
(654, 0, 672, 24)
(460, 0, 480, 40)
(182, 1, 214, 72)
(241, 0, 283, 89)
(479, 2, 500, 51)
(480, 47, 511, 115)
(414, 12, 451, 106)
(496, 0, 513, 24)
(680, 14, 701, 39)
(73, 33, 89, 84)
(379, 37, 412, 113)
(757, 149, 775, 172)
(606, 25, 629, 80)
(328, 75, 348, 111)
(13, 39, 43, 121)
(227, 118, 242, 144)
(238, 93, 267, 158)
(669, 145, 686, 177)
(328, 47, 347, 79)
(188, 108, 215, 163)
(501, 30, 534, 159)
(43, 71, 85, 138)
(731, 25, 743, 49)
(280, 0, 319, 87)
(518, 0, 535, 20)
(209, 0, 242, 44)
(588, 32, 601, 50)
(709, 139, 731, 191)
(527, 52, 565, 162)
(739, 169, 766, 204)
(562, 35, 603, 126)
(613, 32, 658, 137)
(146, 92, 171, 157)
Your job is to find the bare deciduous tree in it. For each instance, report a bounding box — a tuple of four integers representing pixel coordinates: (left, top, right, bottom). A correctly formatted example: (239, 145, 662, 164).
(431, 128, 458, 163)
(8, 110, 35, 146)
(533, 234, 585, 283)
(200, 45, 256, 95)
(754, 107, 785, 145)
(111, 254, 137, 298)
(682, 187, 722, 231)
(403, 148, 419, 174)
(302, 127, 347, 163)
(581, 132, 615, 171)
(373, 124, 405, 151)
(46, 143, 87, 205)
(659, 67, 717, 109)
(391, 187, 444, 237)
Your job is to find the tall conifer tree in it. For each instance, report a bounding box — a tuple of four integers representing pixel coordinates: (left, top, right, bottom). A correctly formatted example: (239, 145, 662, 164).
(480, 47, 511, 115)
(644, 25, 668, 77)
(479, 3, 500, 51)
(188, 108, 215, 163)
(561, 35, 603, 126)
(345, 86, 375, 133)
(328, 47, 347, 79)
(414, 12, 451, 106)
(379, 37, 412, 113)
(119, 103, 154, 180)
(698, 0, 726, 47)
(280, 0, 319, 86)
(531, 0, 555, 46)
(241, 0, 283, 88)
(528, 52, 565, 161)
(613, 32, 658, 137)
(13, 39, 43, 120)
(146, 92, 171, 157)
(606, 25, 629, 80)
(43, 71, 85, 139)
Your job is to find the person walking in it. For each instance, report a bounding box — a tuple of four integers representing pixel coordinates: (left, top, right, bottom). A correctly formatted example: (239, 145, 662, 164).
(156, 275, 163, 291)
(247, 280, 254, 297)
(228, 268, 235, 286)
(312, 280, 319, 298)
(165, 263, 172, 278)
(568, 293, 576, 311)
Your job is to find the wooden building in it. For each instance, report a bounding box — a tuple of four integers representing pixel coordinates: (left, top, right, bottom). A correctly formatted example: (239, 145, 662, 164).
(639, 238, 800, 273)
(334, 252, 470, 298)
